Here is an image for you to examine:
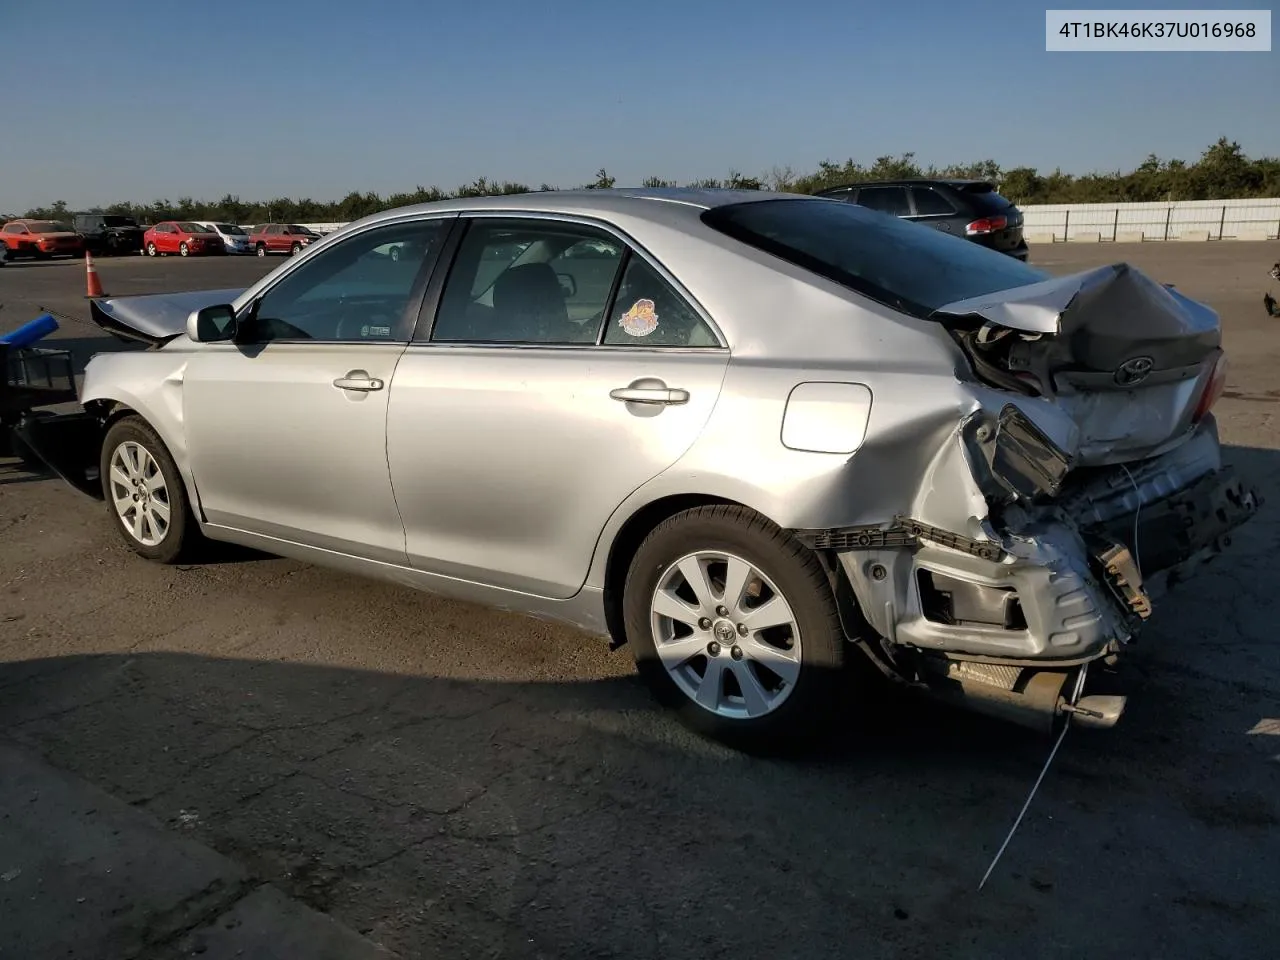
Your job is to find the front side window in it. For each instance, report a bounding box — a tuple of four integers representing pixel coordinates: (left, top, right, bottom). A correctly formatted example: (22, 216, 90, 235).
(430, 220, 625, 345)
(240, 218, 449, 343)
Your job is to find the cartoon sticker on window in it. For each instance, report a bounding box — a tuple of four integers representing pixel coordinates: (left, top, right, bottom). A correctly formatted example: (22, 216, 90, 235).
(619, 298, 659, 338)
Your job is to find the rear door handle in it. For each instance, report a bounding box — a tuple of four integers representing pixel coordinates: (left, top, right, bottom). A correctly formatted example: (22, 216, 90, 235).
(333, 370, 384, 391)
(609, 386, 689, 405)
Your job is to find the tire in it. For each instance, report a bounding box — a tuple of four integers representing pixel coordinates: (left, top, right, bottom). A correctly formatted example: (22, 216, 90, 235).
(290, 242, 302, 255)
(99, 416, 203, 564)
(146, 241, 157, 257)
(179, 242, 189, 257)
(256, 244, 267, 257)
(623, 505, 850, 753)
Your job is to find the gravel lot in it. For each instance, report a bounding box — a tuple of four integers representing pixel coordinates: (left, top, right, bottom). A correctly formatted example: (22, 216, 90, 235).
(2, 241, 1278, 959)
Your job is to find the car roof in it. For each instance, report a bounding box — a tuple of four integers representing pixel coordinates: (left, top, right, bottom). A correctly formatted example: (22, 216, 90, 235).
(345, 187, 817, 233)
(815, 178, 997, 193)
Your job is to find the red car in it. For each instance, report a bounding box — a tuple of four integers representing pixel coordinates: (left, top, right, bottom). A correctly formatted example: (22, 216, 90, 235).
(249, 223, 323, 256)
(1, 219, 85, 259)
(142, 221, 225, 257)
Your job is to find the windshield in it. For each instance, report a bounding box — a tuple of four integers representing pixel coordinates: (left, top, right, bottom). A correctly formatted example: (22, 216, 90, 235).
(177, 222, 207, 233)
(701, 198, 1048, 318)
(287, 225, 317, 235)
(215, 224, 246, 235)
(28, 221, 72, 234)
(102, 215, 138, 227)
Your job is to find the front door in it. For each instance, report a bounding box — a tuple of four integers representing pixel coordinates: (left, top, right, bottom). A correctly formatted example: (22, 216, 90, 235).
(182, 214, 455, 563)
(386, 215, 730, 599)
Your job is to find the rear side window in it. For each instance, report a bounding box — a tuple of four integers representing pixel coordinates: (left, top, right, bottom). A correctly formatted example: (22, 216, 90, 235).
(701, 198, 1048, 318)
(911, 187, 956, 217)
(854, 186, 910, 217)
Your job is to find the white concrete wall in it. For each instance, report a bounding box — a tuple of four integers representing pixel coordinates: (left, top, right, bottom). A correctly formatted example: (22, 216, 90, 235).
(1021, 198, 1280, 243)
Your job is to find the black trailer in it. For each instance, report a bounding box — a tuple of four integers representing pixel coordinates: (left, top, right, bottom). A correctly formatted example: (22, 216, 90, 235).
(1, 341, 102, 495)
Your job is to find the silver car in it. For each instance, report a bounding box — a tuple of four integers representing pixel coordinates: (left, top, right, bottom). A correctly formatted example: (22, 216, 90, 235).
(21, 188, 1260, 752)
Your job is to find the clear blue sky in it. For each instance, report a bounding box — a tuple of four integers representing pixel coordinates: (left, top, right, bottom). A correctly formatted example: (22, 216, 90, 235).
(1, 0, 1276, 212)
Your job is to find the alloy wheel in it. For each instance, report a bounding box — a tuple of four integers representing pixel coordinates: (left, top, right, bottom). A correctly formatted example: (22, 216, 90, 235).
(649, 550, 802, 720)
(107, 441, 171, 547)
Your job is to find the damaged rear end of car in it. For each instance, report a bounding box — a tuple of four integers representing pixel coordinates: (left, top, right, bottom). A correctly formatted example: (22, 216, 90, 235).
(702, 197, 1261, 735)
(809, 264, 1257, 733)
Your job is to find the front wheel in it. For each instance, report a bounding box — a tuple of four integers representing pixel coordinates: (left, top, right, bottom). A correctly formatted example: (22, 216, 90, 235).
(100, 416, 203, 564)
(290, 242, 302, 255)
(146, 242, 157, 257)
(623, 505, 850, 753)
(179, 242, 189, 257)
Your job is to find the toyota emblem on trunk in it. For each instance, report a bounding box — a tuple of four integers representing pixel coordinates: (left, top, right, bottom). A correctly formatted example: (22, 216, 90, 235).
(1115, 356, 1154, 386)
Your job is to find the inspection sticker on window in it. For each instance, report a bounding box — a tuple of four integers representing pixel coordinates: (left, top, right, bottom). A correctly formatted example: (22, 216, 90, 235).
(361, 324, 392, 338)
(619, 299, 659, 337)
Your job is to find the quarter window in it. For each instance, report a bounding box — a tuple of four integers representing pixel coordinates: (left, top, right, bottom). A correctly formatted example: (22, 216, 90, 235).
(239, 218, 448, 343)
(430, 220, 624, 345)
(911, 187, 957, 217)
(602, 257, 719, 348)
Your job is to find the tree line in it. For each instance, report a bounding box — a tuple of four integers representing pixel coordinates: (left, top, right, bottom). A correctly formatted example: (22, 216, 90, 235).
(9, 137, 1277, 226)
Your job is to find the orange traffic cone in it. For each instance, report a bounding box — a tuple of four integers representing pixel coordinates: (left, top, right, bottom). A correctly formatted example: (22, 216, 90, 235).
(84, 250, 105, 299)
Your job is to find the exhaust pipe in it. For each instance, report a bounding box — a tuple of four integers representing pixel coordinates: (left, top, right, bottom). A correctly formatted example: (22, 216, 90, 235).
(922, 658, 1126, 734)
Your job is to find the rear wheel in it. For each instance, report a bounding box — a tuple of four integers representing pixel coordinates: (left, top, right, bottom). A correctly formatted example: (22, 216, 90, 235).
(623, 505, 850, 753)
(100, 416, 203, 564)
(256, 243, 267, 257)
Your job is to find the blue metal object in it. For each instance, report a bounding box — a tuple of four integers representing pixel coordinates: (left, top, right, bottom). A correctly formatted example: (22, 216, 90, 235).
(0, 314, 59, 348)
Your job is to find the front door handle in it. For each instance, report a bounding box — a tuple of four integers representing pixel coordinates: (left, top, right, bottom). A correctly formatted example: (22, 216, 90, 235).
(333, 370, 384, 391)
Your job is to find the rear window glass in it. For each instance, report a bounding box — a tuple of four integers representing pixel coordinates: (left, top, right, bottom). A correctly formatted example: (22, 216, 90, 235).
(701, 198, 1048, 318)
(955, 182, 1015, 213)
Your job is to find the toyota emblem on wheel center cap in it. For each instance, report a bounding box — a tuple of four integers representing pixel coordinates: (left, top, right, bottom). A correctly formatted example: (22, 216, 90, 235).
(713, 620, 737, 643)
(1115, 355, 1155, 386)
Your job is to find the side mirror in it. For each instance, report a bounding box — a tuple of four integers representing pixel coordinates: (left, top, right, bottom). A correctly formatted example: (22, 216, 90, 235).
(187, 304, 238, 342)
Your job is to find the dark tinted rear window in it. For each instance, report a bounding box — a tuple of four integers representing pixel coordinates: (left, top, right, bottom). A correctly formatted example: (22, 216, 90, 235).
(953, 182, 1015, 213)
(701, 198, 1048, 318)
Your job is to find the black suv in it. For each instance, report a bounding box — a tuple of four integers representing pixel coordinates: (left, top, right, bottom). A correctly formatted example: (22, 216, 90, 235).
(73, 213, 144, 256)
(813, 179, 1028, 261)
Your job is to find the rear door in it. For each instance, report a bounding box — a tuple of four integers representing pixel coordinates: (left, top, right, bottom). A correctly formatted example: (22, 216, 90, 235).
(386, 214, 731, 599)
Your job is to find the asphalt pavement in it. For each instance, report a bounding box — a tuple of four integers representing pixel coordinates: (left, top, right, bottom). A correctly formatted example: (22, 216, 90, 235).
(2, 242, 1279, 959)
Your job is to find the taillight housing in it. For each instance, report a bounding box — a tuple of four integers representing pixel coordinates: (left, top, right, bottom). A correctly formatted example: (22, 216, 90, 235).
(965, 215, 1008, 236)
(1192, 352, 1228, 422)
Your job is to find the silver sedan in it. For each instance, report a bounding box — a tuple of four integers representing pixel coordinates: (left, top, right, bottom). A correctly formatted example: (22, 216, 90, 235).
(23, 188, 1260, 753)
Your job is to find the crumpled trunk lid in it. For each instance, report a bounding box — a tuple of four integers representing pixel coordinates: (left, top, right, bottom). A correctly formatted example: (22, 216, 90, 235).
(935, 262, 1224, 465)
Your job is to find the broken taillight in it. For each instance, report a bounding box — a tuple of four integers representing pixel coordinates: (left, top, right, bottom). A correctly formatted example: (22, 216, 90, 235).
(1192, 352, 1228, 422)
(965, 216, 1008, 236)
